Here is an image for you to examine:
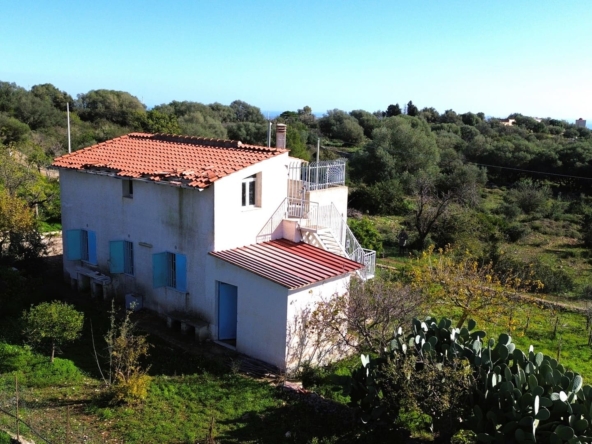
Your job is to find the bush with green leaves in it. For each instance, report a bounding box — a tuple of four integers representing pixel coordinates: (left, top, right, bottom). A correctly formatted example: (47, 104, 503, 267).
(348, 180, 411, 215)
(23, 301, 84, 362)
(494, 256, 573, 294)
(0, 342, 84, 387)
(347, 217, 383, 254)
(582, 211, 592, 249)
(496, 202, 522, 221)
(0, 430, 11, 444)
(347, 317, 592, 443)
(505, 223, 531, 243)
(506, 179, 551, 215)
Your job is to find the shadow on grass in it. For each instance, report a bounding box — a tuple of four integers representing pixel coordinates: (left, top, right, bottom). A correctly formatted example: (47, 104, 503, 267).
(217, 394, 359, 444)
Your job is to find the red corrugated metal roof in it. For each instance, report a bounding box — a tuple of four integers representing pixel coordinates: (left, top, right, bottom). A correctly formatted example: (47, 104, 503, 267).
(52, 133, 287, 189)
(209, 239, 362, 289)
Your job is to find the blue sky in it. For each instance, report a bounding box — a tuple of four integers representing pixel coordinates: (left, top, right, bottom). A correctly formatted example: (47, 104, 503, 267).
(1, 0, 590, 120)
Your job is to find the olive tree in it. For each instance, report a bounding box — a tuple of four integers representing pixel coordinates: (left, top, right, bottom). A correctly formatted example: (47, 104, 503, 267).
(23, 301, 84, 362)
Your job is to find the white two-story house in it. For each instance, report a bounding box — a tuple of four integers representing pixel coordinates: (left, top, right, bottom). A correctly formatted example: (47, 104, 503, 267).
(52, 128, 375, 371)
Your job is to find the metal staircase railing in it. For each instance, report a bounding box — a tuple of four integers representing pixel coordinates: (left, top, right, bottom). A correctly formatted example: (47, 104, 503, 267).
(257, 198, 375, 278)
(302, 203, 376, 279)
(256, 198, 288, 243)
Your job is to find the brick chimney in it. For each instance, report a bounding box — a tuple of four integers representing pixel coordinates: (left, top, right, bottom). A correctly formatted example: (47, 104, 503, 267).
(276, 123, 287, 149)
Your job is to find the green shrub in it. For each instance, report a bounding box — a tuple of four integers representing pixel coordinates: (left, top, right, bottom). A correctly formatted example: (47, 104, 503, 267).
(494, 256, 574, 294)
(506, 179, 551, 215)
(0, 431, 11, 444)
(582, 211, 592, 249)
(348, 217, 383, 254)
(0, 342, 84, 387)
(580, 285, 592, 301)
(111, 373, 152, 405)
(496, 202, 522, 220)
(26, 358, 85, 388)
(504, 222, 531, 243)
(348, 180, 411, 215)
(546, 197, 569, 220)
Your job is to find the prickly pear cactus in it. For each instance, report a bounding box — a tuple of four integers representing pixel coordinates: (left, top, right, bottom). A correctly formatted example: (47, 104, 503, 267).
(466, 330, 592, 444)
(348, 317, 592, 444)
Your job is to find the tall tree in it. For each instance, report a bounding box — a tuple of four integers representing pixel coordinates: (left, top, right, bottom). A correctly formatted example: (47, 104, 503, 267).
(31, 83, 73, 110)
(350, 109, 380, 138)
(76, 89, 146, 127)
(358, 115, 440, 184)
(386, 103, 402, 117)
(229, 100, 265, 124)
(286, 124, 310, 161)
(406, 100, 419, 117)
(318, 109, 364, 144)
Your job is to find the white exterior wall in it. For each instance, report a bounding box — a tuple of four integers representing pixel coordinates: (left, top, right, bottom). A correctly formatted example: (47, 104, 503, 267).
(60, 169, 214, 316)
(213, 154, 290, 251)
(208, 256, 289, 368)
(307, 186, 349, 220)
(285, 275, 351, 372)
(209, 256, 352, 371)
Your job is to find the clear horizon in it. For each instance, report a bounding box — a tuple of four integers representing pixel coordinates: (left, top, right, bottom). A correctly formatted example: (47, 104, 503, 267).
(2, 0, 590, 121)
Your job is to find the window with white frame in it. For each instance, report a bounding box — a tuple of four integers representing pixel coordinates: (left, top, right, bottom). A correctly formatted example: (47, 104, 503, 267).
(66, 229, 97, 265)
(241, 173, 261, 207)
(242, 175, 256, 207)
(152, 251, 187, 292)
(109, 240, 134, 275)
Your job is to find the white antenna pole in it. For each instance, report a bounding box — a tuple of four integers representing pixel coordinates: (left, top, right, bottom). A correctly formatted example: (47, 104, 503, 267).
(267, 121, 272, 148)
(67, 102, 72, 154)
(316, 138, 320, 186)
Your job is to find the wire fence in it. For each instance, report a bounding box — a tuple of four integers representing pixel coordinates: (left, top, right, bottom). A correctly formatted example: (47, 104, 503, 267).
(0, 376, 104, 443)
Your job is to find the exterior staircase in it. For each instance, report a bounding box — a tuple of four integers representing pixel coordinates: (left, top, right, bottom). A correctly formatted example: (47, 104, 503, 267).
(256, 159, 375, 279)
(316, 229, 345, 257)
(257, 198, 376, 279)
(300, 228, 346, 257)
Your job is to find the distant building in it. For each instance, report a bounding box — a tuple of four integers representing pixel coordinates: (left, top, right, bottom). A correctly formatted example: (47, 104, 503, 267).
(500, 118, 516, 127)
(576, 118, 586, 128)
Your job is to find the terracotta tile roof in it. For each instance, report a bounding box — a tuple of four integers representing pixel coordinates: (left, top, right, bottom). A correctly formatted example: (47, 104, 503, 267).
(52, 133, 288, 189)
(210, 239, 362, 289)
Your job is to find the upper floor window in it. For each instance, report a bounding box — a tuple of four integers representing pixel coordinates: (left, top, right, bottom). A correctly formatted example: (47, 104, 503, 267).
(123, 179, 133, 198)
(110, 240, 134, 275)
(65, 229, 97, 265)
(242, 173, 261, 208)
(242, 175, 256, 207)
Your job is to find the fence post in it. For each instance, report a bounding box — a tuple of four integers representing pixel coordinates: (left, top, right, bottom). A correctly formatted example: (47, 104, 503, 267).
(67, 405, 71, 444)
(15, 374, 19, 441)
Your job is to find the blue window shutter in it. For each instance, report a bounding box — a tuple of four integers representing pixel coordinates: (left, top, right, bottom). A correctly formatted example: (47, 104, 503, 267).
(175, 253, 187, 292)
(152, 252, 167, 288)
(109, 241, 125, 273)
(87, 230, 97, 265)
(65, 229, 82, 260)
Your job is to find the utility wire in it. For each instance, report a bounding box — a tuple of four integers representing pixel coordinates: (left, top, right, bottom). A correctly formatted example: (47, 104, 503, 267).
(467, 162, 592, 181)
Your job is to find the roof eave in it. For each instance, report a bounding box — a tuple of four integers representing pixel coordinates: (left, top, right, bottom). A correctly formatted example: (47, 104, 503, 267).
(55, 167, 211, 190)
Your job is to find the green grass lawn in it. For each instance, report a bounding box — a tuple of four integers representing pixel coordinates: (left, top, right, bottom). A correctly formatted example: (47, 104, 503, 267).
(0, 302, 358, 444)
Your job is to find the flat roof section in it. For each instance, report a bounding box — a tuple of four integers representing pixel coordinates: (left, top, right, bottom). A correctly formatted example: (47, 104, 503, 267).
(210, 239, 363, 289)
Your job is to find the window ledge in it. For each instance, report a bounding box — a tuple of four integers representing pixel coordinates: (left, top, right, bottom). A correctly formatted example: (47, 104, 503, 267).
(164, 287, 188, 296)
(241, 206, 261, 212)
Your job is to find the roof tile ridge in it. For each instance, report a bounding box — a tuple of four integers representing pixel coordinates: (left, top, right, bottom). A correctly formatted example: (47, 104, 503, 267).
(150, 133, 243, 149)
(126, 132, 155, 140)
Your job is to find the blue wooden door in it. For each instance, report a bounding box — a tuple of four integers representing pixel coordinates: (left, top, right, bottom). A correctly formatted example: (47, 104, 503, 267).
(218, 283, 237, 340)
